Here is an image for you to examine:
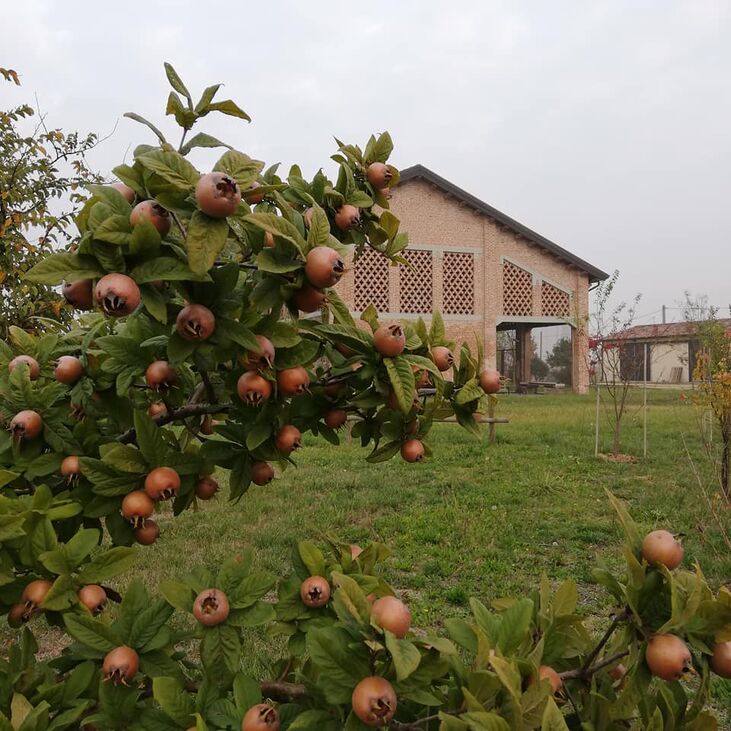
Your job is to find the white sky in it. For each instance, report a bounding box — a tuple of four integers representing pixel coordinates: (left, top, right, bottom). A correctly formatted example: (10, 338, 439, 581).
(3, 0, 730, 324)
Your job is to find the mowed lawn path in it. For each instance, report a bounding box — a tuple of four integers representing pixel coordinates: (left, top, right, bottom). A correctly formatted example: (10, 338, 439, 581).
(140, 389, 729, 631)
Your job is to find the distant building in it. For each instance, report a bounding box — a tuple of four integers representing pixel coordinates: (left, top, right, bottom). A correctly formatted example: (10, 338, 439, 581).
(336, 164, 609, 393)
(605, 319, 731, 384)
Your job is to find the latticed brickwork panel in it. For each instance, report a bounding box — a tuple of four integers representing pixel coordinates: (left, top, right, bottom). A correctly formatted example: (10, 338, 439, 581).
(443, 252, 474, 315)
(502, 260, 533, 316)
(354, 248, 389, 312)
(541, 281, 571, 317)
(399, 249, 433, 313)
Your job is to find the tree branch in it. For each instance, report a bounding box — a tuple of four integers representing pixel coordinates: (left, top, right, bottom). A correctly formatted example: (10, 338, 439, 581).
(579, 607, 630, 675)
(559, 650, 629, 681)
(117, 402, 232, 444)
(259, 680, 308, 702)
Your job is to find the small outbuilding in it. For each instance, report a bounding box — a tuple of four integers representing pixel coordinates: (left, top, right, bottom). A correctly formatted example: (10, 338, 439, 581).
(606, 319, 731, 384)
(337, 164, 609, 393)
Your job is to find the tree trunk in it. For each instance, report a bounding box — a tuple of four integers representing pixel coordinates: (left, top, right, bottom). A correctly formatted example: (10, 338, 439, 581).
(612, 420, 622, 455)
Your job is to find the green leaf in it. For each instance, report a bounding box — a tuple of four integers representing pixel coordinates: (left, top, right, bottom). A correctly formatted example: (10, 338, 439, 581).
(496, 598, 534, 654)
(138, 149, 199, 190)
(180, 132, 231, 155)
(245, 212, 306, 254)
(76, 547, 137, 583)
(297, 541, 326, 577)
(194, 84, 221, 114)
(306, 627, 369, 704)
(133, 411, 169, 466)
(232, 674, 261, 714)
(383, 356, 416, 412)
(163, 62, 192, 107)
(124, 112, 167, 144)
(186, 211, 230, 275)
(201, 625, 241, 679)
(207, 99, 250, 121)
(455, 378, 484, 405)
(159, 580, 194, 612)
(541, 697, 570, 730)
(213, 150, 263, 188)
(152, 677, 194, 726)
(306, 205, 331, 248)
(41, 575, 76, 612)
(384, 633, 421, 681)
(94, 214, 131, 245)
(129, 216, 161, 256)
(64, 614, 121, 652)
(130, 257, 209, 283)
(331, 573, 371, 628)
(366, 440, 401, 463)
(429, 311, 446, 343)
(101, 444, 148, 474)
(24, 253, 103, 285)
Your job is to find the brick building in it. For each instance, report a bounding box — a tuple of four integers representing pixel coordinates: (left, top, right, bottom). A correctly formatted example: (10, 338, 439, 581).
(336, 165, 608, 393)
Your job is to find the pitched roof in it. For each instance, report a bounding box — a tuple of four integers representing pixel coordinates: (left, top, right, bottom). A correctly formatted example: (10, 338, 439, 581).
(398, 164, 609, 283)
(613, 319, 731, 341)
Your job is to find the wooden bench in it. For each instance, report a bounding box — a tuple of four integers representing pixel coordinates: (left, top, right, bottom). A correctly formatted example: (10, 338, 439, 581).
(518, 381, 558, 395)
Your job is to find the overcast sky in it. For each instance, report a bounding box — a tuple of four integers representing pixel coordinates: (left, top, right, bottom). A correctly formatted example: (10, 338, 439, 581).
(4, 0, 730, 325)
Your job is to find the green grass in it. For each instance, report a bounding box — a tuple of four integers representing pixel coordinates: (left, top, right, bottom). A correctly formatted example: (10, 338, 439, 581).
(141, 389, 729, 626)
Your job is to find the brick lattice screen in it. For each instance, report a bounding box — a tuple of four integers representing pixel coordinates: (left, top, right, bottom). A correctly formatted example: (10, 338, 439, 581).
(354, 248, 389, 312)
(443, 252, 475, 315)
(541, 281, 571, 317)
(502, 260, 533, 316)
(399, 249, 433, 313)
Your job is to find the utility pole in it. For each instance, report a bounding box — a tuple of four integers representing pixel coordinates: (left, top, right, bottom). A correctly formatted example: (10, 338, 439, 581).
(662, 305, 666, 324)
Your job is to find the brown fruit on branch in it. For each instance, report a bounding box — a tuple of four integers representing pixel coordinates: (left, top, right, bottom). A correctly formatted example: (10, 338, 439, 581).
(244, 181, 265, 205)
(305, 246, 345, 288)
(641, 530, 684, 570)
(95, 274, 141, 317)
(300, 576, 331, 608)
(303, 207, 314, 227)
(324, 409, 347, 429)
(609, 663, 627, 682)
(22, 579, 53, 611)
(710, 642, 731, 678)
(200, 415, 216, 434)
(102, 646, 139, 686)
(144, 466, 181, 501)
(8, 603, 28, 628)
(245, 335, 276, 370)
(374, 324, 405, 357)
(479, 368, 501, 394)
(645, 634, 692, 680)
(148, 402, 168, 418)
(263, 231, 275, 248)
(430, 346, 454, 372)
(54, 355, 83, 385)
(145, 360, 177, 389)
(351, 676, 397, 727)
(195, 172, 241, 218)
(112, 182, 135, 203)
(176, 304, 216, 341)
(400, 439, 425, 463)
(134, 520, 160, 545)
(275, 425, 302, 454)
(366, 162, 392, 189)
(379, 187, 393, 201)
(193, 588, 230, 626)
(334, 204, 361, 231)
(242, 704, 280, 731)
(538, 665, 562, 693)
(62, 279, 94, 310)
(277, 367, 310, 397)
(195, 475, 219, 500)
(130, 200, 171, 236)
(251, 462, 274, 486)
(237, 371, 272, 406)
(350, 544, 363, 560)
(292, 286, 326, 313)
(61, 455, 81, 481)
(121, 491, 155, 526)
(371, 596, 411, 638)
(9, 410, 43, 441)
(78, 585, 107, 615)
(8, 355, 40, 380)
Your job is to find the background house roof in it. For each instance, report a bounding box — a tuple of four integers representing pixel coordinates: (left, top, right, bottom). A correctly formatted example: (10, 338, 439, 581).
(398, 164, 609, 283)
(613, 319, 731, 341)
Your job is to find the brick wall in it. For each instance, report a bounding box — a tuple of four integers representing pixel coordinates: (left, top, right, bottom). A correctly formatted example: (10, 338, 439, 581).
(335, 177, 593, 393)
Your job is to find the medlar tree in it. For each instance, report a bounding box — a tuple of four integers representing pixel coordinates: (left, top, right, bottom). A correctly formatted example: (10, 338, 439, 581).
(0, 64, 728, 730)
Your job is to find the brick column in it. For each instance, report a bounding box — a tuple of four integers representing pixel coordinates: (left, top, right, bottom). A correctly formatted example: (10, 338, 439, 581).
(571, 271, 590, 393)
(432, 250, 444, 313)
(483, 221, 500, 367)
(388, 262, 399, 314)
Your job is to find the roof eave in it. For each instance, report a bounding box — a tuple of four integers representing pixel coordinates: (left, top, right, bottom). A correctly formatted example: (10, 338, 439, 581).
(398, 164, 609, 283)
